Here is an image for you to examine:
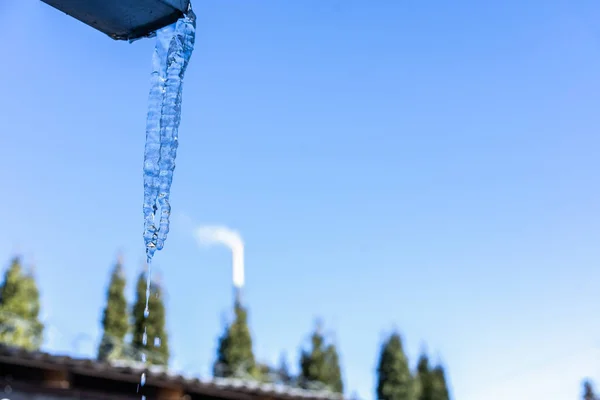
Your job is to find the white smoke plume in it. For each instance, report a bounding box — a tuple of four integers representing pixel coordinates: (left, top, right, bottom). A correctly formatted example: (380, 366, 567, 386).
(194, 225, 245, 288)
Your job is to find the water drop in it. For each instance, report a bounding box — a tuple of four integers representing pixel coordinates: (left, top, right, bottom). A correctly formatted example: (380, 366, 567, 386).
(154, 337, 161, 347)
(141, 353, 147, 363)
(140, 373, 146, 386)
(142, 329, 148, 346)
(144, 307, 150, 318)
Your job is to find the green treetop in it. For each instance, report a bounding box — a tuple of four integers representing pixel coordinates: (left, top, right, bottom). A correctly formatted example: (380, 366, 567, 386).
(324, 343, 344, 393)
(300, 325, 327, 388)
(0, 257, 44, 351)
(131, 270, 169, 366)
(299, 322, 344, 393)
(376, 332, 415, 400)
(213, 301, 257, 379)
(431, 365, 450, 400)
(97, 257, 130, 361)
(416, 352, 433, 400)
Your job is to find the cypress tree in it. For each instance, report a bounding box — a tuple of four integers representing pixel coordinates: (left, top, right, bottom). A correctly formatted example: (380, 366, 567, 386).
(583, 380, 597, 400)
(213, 301, 257, 379)
(97, 257, 129, 361)
(431, 365, 450, 400)
(416, 352, 433, 400)
(277, 352, 293, 385)
(376, 332, 414, 400)
(300, 325, 328, 389)
(324, 343, 344, 393)
(131, 270, 169, 366)
(299, 322, 344, 392)
(0, 257, 43, 351)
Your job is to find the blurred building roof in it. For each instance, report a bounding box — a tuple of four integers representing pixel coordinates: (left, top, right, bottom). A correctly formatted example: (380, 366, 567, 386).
(0, 344, 344, 400)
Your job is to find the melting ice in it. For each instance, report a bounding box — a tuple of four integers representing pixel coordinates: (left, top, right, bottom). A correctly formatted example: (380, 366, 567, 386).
(143, 5, 196, 264)
(138, 7, 196, 390)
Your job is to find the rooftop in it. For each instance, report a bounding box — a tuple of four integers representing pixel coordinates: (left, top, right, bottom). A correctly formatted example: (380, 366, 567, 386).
(0, 345, 344, 400)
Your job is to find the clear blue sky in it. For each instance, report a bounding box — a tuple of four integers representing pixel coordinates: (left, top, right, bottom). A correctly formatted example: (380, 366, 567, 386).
(1, 1, 600, 399)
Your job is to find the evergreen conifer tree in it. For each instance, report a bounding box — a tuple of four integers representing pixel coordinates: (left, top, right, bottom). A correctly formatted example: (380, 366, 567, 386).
(277, 352, 293, 385)
(299, 322, 344, 393)
(416, 352, 433, 400)
(97, 257, 129, 361)
(376, 332, 414, 400)
(583, 380, 597, 400)
(213, 301, 257, 379)
(431, 365, 450, 400)
(131, 270, 169, 366)
(300, 325, 328, 389)
(0, 257, 43, 351)
(324, 343, 344, 393)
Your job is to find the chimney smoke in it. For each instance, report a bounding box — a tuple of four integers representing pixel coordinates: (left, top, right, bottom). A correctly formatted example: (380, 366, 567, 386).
(194, 225, 245, 289)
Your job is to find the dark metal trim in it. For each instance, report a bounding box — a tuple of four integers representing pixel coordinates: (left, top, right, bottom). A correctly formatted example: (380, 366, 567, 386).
(39, 0, 190, 41)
